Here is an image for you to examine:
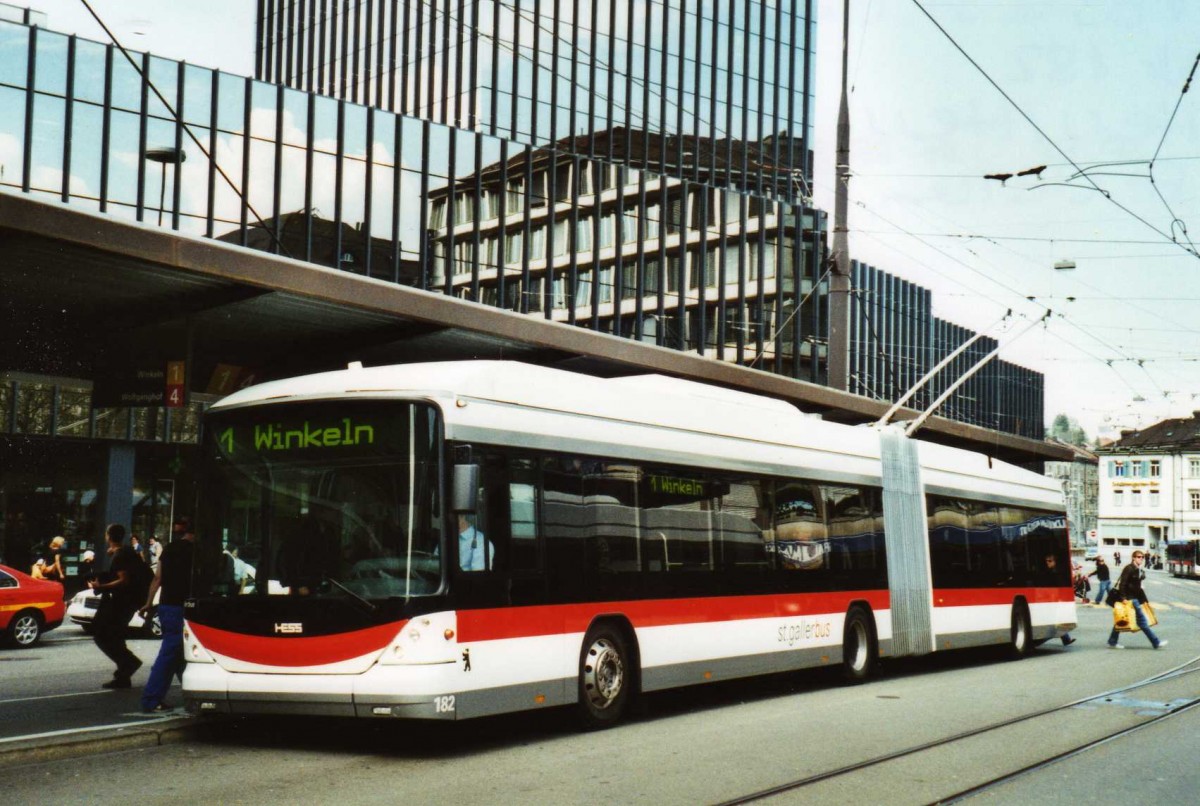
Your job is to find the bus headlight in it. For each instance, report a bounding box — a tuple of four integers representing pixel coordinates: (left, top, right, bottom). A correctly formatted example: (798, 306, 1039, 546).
(182, 624, 215, 663)
(379, 613, 458, 666)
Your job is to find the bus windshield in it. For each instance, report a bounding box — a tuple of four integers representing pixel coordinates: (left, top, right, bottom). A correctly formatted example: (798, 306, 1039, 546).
(197, 400, 444, 601)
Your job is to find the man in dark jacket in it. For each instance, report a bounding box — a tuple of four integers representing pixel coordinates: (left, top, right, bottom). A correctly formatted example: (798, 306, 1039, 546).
(88, 524, 147, 688)
(1107, 550, 1167, 650)
(1089, 556, 1112, 605)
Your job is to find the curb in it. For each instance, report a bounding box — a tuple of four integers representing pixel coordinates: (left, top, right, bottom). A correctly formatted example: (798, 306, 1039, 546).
(0, 718, 198, 768)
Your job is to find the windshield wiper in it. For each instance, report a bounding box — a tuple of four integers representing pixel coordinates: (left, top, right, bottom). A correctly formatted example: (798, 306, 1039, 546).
(324, 575, 378, 613)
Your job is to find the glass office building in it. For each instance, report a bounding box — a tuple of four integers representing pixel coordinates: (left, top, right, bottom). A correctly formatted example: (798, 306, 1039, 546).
(849, 261, 1044, 439)
(0, 4, 1046, 567)
(254, 0, 827, 374)
(252, 0, 1040, 431)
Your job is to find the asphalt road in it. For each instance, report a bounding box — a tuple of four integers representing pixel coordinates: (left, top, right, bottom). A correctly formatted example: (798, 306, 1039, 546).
(2, 570, 1198, 805)
(0, 623, 177, 740)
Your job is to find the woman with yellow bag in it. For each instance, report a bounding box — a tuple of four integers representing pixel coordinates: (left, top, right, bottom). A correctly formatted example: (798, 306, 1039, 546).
(1107, 551, 1167, 650)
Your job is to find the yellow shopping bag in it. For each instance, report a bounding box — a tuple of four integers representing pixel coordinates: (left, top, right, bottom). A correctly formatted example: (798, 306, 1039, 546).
(1112, 600, 1139, 632)
(1142, 601, 1158, 628)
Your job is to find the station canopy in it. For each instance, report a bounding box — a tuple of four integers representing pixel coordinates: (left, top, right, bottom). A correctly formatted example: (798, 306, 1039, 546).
(0, 193, 1070, 466)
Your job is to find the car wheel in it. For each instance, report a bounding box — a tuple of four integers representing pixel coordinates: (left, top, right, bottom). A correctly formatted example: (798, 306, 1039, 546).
(8, 610, 43, 648)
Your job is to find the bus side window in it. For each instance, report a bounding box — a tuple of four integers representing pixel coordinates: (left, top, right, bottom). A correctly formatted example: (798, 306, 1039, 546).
(967, 504, 1001, 584)
(716, 480, 770, 571)
(927, 496, 970, 588)
(584, 463, 641, 574)
(508, 480, 539, 572)
(487, 456, 541, 574)
(822, 484, 879, 582)
(774, 482, 826, 571)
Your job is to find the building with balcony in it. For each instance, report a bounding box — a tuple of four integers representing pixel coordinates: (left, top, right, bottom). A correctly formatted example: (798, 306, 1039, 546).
(1095, 412, 1200, 565)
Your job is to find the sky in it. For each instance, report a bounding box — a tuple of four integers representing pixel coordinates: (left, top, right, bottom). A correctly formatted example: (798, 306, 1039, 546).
(21, 0, 1200, 441)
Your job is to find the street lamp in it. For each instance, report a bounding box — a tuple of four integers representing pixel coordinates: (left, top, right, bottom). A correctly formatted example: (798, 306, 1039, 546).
(145, 147, 186, 227)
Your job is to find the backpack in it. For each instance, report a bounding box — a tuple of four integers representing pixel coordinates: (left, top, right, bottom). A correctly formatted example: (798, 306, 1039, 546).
(128, 552, 154, 605)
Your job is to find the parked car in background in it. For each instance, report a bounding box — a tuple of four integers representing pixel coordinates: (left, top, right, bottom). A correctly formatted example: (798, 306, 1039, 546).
(0, 564, 65, 647)
(1085, 547, 1099, 560)
(66, 587, 161, 638)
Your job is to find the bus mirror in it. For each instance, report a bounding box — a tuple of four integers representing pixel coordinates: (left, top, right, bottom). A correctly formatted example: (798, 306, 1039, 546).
(452, 464, 480, 513)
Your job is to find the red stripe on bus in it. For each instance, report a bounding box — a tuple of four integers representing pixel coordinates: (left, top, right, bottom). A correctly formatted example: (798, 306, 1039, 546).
(932, 587, 1074, 607)
(456, 591, 891, 643)
(189, 621, 405, 667)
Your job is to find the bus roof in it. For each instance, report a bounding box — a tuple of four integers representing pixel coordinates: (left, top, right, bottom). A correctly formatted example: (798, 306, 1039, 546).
(211, 360, 1063, 508)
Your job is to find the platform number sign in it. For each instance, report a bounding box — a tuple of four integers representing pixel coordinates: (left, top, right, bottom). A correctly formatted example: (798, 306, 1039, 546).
(165, 361, 186, 408)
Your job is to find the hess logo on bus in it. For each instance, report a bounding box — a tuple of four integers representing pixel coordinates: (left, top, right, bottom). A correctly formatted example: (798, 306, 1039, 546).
(274, 622, 304, 634)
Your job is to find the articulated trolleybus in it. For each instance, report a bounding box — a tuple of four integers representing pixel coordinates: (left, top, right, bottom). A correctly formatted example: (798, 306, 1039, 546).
(183, 361, 1074, 727)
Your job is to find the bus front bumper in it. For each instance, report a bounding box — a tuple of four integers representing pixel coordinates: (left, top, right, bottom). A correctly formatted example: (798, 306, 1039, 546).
(183, 661, 461, 720)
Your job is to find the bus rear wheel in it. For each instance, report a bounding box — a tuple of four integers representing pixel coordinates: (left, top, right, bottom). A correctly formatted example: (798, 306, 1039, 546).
(577, 625, 632, 730)
(842, 606, 877, 683)
(1009, 602, 1032, 659)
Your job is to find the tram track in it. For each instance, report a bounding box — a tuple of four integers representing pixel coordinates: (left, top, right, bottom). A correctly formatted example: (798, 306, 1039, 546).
(936, 693, 1200, 804)
(715, 654, 1200, 806)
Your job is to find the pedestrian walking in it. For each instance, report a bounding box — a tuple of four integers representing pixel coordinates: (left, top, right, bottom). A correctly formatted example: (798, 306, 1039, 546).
(147, 535, 162, 573)
(1089, 556, 1112, 606)
(1107, 550, 1166, 650)
(1044, 553, 1077, 646)
(139, 516, 196, 712)
(1072, 560, 1090, 603)
(88, 524, 152, 688)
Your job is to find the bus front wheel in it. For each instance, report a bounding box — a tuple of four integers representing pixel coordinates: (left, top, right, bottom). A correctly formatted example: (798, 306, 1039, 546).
(577, 625, 632, 730)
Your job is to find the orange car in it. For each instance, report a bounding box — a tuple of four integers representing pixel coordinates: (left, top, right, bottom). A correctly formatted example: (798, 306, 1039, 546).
(0, 564, 65, 648)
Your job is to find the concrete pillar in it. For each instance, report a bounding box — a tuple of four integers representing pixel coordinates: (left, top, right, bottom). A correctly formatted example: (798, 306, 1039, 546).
(97, 444, 135, 568)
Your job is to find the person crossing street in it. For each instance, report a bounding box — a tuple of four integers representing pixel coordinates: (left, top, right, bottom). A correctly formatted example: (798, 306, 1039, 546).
(138, 516, 196, 713)
(1089, 556, 1112, 606)
(1107, 551, 1167, 650)
(88, 525, 150, 688)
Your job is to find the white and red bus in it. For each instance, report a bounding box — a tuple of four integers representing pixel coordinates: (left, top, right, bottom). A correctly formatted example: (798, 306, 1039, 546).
(182, 361, 1075, 727)
(1167, 539, 1200, 578)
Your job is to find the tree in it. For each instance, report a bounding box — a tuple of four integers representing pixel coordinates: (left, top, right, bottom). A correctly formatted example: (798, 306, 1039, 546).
(1047, 413, 1090, 447)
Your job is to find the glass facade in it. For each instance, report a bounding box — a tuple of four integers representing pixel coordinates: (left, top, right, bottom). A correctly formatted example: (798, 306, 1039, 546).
(253, 0, 823, 371)
(257, 2, 814, 183)
(0, 5, 1042, 426)
(849, 261, 1044, 440)
(0, 373, 206, 576)
(0, 6, 1050, 575)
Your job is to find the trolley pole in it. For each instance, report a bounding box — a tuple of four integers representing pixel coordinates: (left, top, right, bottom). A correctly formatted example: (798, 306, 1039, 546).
(827, 0, 852, 391)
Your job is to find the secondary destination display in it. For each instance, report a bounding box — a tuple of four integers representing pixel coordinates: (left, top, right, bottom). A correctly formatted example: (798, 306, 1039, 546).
(646, 473, 705, 497)
(640, 472, 728, 506)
